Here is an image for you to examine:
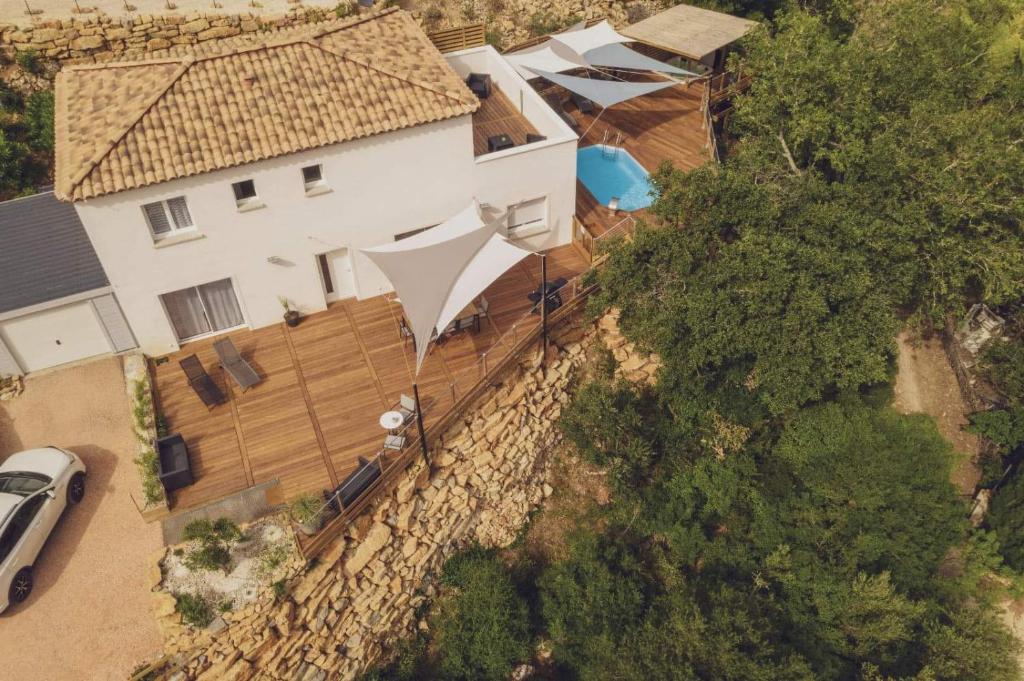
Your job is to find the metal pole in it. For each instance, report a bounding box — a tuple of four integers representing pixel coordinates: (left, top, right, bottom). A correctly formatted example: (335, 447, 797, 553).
(540, 254, 548, 364)
(412, 382, 429, 464)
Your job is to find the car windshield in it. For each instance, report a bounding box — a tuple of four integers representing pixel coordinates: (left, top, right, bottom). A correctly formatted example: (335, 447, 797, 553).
(0, 473, 50, 497)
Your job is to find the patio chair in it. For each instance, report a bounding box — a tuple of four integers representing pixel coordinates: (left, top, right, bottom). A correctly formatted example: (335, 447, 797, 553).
(544, 94, 579, 129)
(383, 434, 406, 451)
(398, 394, 417, 424)
(479, 295, 490, 316)
(399, 317, 416, 351)
(213, 337, 261, 391)
(179, 354, 226, 408)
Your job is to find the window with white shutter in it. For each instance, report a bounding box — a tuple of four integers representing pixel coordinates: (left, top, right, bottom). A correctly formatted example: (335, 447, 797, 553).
(142, 197, 195, 240)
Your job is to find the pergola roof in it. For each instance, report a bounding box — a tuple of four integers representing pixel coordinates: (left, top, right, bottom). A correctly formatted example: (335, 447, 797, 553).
(361, 204, 532, 373)
(621, 4, 758, 61)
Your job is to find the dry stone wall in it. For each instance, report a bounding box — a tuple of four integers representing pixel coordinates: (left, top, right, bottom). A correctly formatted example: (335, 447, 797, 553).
(151, 313, 659, 680)
(0, 8, 335, 61)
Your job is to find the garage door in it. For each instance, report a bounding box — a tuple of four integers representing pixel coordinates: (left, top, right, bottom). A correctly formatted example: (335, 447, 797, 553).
(0, 301, 111, 373)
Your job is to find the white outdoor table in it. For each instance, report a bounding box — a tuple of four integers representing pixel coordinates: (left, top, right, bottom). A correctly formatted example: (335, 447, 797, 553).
(379, 411, 404, 431)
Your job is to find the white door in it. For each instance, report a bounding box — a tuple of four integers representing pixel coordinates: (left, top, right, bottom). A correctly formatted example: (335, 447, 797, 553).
(318, 248, 357, 302)
(0, 301, 111, 373)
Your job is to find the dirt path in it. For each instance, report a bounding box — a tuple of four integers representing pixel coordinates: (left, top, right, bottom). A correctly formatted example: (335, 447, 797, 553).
(892, 330, 980, 496)
(0, 357, 163, 680)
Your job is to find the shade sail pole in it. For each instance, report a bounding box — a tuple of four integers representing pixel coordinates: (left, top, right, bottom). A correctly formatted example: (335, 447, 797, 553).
(413, 382, 429, 465)
(540, 253, 548, 365)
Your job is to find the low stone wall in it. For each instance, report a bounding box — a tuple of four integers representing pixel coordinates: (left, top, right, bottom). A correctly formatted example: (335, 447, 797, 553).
(153, 313, 658, 680)
(0, 8, 334, 61)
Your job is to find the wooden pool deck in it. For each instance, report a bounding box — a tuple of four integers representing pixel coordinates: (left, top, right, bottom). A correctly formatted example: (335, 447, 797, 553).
(150, 244, 588, 513)
(567, 77, 711, 236)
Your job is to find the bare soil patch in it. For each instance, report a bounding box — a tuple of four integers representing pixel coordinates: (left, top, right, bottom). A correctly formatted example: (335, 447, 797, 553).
(893, 330, 981, 496)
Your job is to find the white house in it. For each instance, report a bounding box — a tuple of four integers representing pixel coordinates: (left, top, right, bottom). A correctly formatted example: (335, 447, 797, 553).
(54, 9, 577, 357)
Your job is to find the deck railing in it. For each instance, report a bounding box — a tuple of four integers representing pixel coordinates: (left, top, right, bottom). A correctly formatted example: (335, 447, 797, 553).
(295, 261, 601, 559)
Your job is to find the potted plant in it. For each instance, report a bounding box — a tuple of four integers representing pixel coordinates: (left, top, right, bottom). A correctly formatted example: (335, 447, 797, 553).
(290, 493, 323, 536)
(279, 296, 301, 328)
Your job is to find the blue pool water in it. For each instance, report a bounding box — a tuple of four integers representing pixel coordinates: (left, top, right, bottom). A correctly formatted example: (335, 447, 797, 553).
(576, 145, 654, 211)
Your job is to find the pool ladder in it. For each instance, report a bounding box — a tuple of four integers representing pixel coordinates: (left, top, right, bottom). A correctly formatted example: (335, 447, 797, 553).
(600, 130, 623, 159)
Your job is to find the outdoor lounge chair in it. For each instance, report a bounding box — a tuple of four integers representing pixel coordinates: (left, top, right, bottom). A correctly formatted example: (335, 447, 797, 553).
(544, 94, 580, 129)
(213, 337, 261, 391)
(466, 72, 492, 99)
(383, 434, 406, 451)
(179, 354, 226, 408)
(399, 317, 416, 351)
(398, 394, 417, 424)
(571, 92, 595, 115)
(328, 456, 382, 509)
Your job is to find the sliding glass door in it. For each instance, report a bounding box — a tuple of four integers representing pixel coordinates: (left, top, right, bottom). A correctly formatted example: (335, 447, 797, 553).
(161, 279, 244, 342)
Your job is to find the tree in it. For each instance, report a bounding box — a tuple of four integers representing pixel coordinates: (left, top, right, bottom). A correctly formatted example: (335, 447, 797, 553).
(433, 547, 530, 681)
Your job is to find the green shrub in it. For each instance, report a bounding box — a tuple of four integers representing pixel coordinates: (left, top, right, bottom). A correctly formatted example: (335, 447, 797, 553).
(134, 446, 164, 505)
(181, 518, 242, 573)
(433, 546, 529, 681)
(979, 340, 1024, 403)
(15, 49, 42, 75)
(969, 407, 1024, 454)
(175, 593, 212, 628)
(289, 493, 322, 525)
(333, 1, 354, 18)
(23, 90, 52, 154)
(527, 11, 580, 37)
(272, 579, 288, 600)
(987, 466, 1024, 570)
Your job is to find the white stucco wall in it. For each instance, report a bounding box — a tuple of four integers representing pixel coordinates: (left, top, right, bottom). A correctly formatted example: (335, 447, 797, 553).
(73, 67, 578, 356)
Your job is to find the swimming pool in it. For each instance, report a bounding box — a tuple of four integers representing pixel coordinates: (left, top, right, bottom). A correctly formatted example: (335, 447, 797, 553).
(576, 145, 654, 212)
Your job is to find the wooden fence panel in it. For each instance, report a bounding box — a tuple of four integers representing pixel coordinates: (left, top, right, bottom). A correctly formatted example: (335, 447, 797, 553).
(428, 23, 486, 53)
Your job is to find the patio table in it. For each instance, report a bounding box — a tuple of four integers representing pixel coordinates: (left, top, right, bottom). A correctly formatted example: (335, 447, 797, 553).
(379, 410, 404, 431)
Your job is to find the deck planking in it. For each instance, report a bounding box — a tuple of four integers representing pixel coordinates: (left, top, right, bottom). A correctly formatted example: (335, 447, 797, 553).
(472, 86, 541, 157)
(566, 78, 709, 236)
(151, 244, 588, 513)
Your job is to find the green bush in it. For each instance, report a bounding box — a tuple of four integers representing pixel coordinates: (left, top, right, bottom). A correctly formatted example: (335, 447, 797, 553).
(986, 466, 1024, 571)
(174, 593, 212, 628)
(979, 340, 1024, 403)
(23, 90, 52, 154)
(433, 546, 529, 681)
(181, 518, 242, 573)
(333, 1, 354, 18)
(15, 50, 42, 75)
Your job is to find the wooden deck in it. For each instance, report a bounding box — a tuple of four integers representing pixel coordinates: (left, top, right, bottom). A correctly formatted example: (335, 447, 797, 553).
(472, 86, 540, 157)
(150, 244, 589, 513)
(565, 78, 710, 236)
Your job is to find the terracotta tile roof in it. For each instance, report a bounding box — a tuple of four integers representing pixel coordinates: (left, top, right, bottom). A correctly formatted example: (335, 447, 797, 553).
(54, 9, 479, 202)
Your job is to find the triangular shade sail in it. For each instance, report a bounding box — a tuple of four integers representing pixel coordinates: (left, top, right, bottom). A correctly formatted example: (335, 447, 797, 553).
(551, 20, 632, 55)
(583, 43, 697, 77)
(527, 68, 678, 108)
(361, 204, 532, 373)
(506, 42, 589, 80)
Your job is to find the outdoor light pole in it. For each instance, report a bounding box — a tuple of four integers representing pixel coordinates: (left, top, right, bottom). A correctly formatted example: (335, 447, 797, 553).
(540, 253, 548, 365)
(412, 382, 429, 465)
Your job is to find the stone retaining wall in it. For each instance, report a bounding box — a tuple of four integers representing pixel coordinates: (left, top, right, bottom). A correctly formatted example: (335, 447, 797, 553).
(152, 312, 659, 680)
(0, 7, 335, 61)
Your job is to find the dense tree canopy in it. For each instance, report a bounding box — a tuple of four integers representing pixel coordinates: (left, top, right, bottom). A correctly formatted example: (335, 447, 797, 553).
(366, 0, 1024, 678)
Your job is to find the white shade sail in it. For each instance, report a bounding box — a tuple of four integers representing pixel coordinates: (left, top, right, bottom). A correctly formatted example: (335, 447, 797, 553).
(527, 68, 678, 108)
(361, 204, 533, 373)
(506, 42, 589, 80)
(551, 20, 632, 55)
(583, 43, 697, 76)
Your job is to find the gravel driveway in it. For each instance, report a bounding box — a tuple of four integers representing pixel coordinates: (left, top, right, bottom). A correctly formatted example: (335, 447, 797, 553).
(0, 356, 163, 680)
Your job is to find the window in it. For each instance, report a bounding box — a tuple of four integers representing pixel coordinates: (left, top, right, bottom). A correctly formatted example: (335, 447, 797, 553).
(0, 494, 46, 566)
(142, 197, 193, 239)
(0, 473, 49, 497)
(160, 279, 244, 342)
(232, 179, 258, 207)
(507, 197, 547, 234)
(302, 164, 324, 189)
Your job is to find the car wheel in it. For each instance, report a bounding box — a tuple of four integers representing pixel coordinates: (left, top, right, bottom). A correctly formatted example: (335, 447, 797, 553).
(9, 568, 32, 604)
(67, 472, 86, 504)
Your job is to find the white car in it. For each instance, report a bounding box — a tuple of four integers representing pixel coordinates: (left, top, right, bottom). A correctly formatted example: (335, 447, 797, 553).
(0, 447, 86, 613)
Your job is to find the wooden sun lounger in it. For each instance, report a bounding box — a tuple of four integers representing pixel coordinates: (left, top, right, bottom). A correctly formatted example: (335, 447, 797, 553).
(213, 337, 261, 391)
